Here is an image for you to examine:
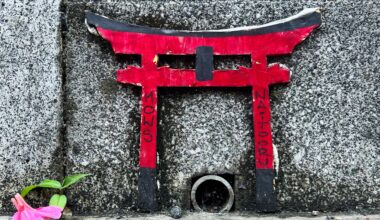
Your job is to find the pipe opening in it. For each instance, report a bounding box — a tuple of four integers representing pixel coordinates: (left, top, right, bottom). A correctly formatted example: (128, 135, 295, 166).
(191, 175, 234, 213)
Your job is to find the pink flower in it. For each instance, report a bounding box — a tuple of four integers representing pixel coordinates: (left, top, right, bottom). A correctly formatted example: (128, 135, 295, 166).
(11, 194, 62, 220)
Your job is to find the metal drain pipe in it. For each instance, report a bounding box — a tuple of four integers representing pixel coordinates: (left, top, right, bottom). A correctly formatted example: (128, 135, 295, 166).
(191, 175, 234, 212)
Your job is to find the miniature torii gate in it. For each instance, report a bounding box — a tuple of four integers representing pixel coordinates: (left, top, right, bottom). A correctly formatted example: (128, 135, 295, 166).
(86, 8, 321, 212)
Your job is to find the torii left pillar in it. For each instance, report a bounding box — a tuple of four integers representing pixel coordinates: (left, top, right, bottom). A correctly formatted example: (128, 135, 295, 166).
(85, 8, 321, 212)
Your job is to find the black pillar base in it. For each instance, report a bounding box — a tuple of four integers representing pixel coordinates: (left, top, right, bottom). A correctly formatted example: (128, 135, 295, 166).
(137, 167, 157, 212)
(256, 169, 277, 212)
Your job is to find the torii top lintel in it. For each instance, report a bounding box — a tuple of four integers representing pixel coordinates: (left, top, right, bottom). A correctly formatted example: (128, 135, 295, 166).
(85, 8, 321, 212)
(86, 8, 320, 55)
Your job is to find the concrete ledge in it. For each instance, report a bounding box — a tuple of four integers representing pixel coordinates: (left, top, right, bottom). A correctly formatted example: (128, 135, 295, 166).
(65, 214, 380, 220)
(2, 213, 379, 220)
(76, 215, 380, 220)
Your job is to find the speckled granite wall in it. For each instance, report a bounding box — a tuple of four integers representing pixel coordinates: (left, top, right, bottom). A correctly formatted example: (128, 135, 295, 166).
(0, 0, 63, 214)
(0, 0, 379, 216)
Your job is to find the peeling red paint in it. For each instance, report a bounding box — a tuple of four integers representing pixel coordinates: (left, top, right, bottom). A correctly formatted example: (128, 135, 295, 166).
(98, 25, 317, 169)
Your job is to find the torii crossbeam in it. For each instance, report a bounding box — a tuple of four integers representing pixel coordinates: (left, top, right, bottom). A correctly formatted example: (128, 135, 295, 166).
(85, 8, 321, 212)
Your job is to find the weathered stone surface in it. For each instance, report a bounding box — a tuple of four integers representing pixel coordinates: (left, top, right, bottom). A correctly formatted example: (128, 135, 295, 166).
(158, 88, 254, 210)
(64, 0, 379, 215)
(271, 2, 380, 212)
(64, 1, 141, 215)
(0, 0, 63, 214)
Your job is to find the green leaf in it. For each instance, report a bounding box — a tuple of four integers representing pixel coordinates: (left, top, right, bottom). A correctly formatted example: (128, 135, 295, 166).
(37, 179, 62, 189)
(21, 179, 62, 197)
(62, 174, 90, 189)
(49, 194, 67, 209)
(21, 185, 38, 197)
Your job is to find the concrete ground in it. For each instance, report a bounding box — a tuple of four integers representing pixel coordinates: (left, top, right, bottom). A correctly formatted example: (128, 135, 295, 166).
(2, 212, 380, 220)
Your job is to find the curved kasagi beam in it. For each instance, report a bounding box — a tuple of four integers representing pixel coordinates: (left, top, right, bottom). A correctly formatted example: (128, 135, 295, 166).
(85, 8, 321, 56)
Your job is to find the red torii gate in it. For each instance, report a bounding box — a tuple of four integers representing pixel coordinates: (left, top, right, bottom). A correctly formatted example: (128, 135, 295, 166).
(85, 8, 321, 212)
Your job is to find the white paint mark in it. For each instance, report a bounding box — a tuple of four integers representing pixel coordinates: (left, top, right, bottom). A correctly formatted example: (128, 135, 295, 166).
(85, 18, 99, 36)
(273, 144, 280, 176)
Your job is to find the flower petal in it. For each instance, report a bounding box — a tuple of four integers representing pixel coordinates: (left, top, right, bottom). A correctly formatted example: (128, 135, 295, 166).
(21, 209, 43, 220)
(11, 198, 21, 211)
(15, 194, 32, 210)
(11, 194, 62, 220)
(12, 211, 22, 220)
(35, 206, 62, 219)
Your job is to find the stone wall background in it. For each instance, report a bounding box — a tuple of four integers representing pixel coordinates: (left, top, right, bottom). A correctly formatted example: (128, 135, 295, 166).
(0, 0, 379, 215)
(0, 0, 63, 214)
